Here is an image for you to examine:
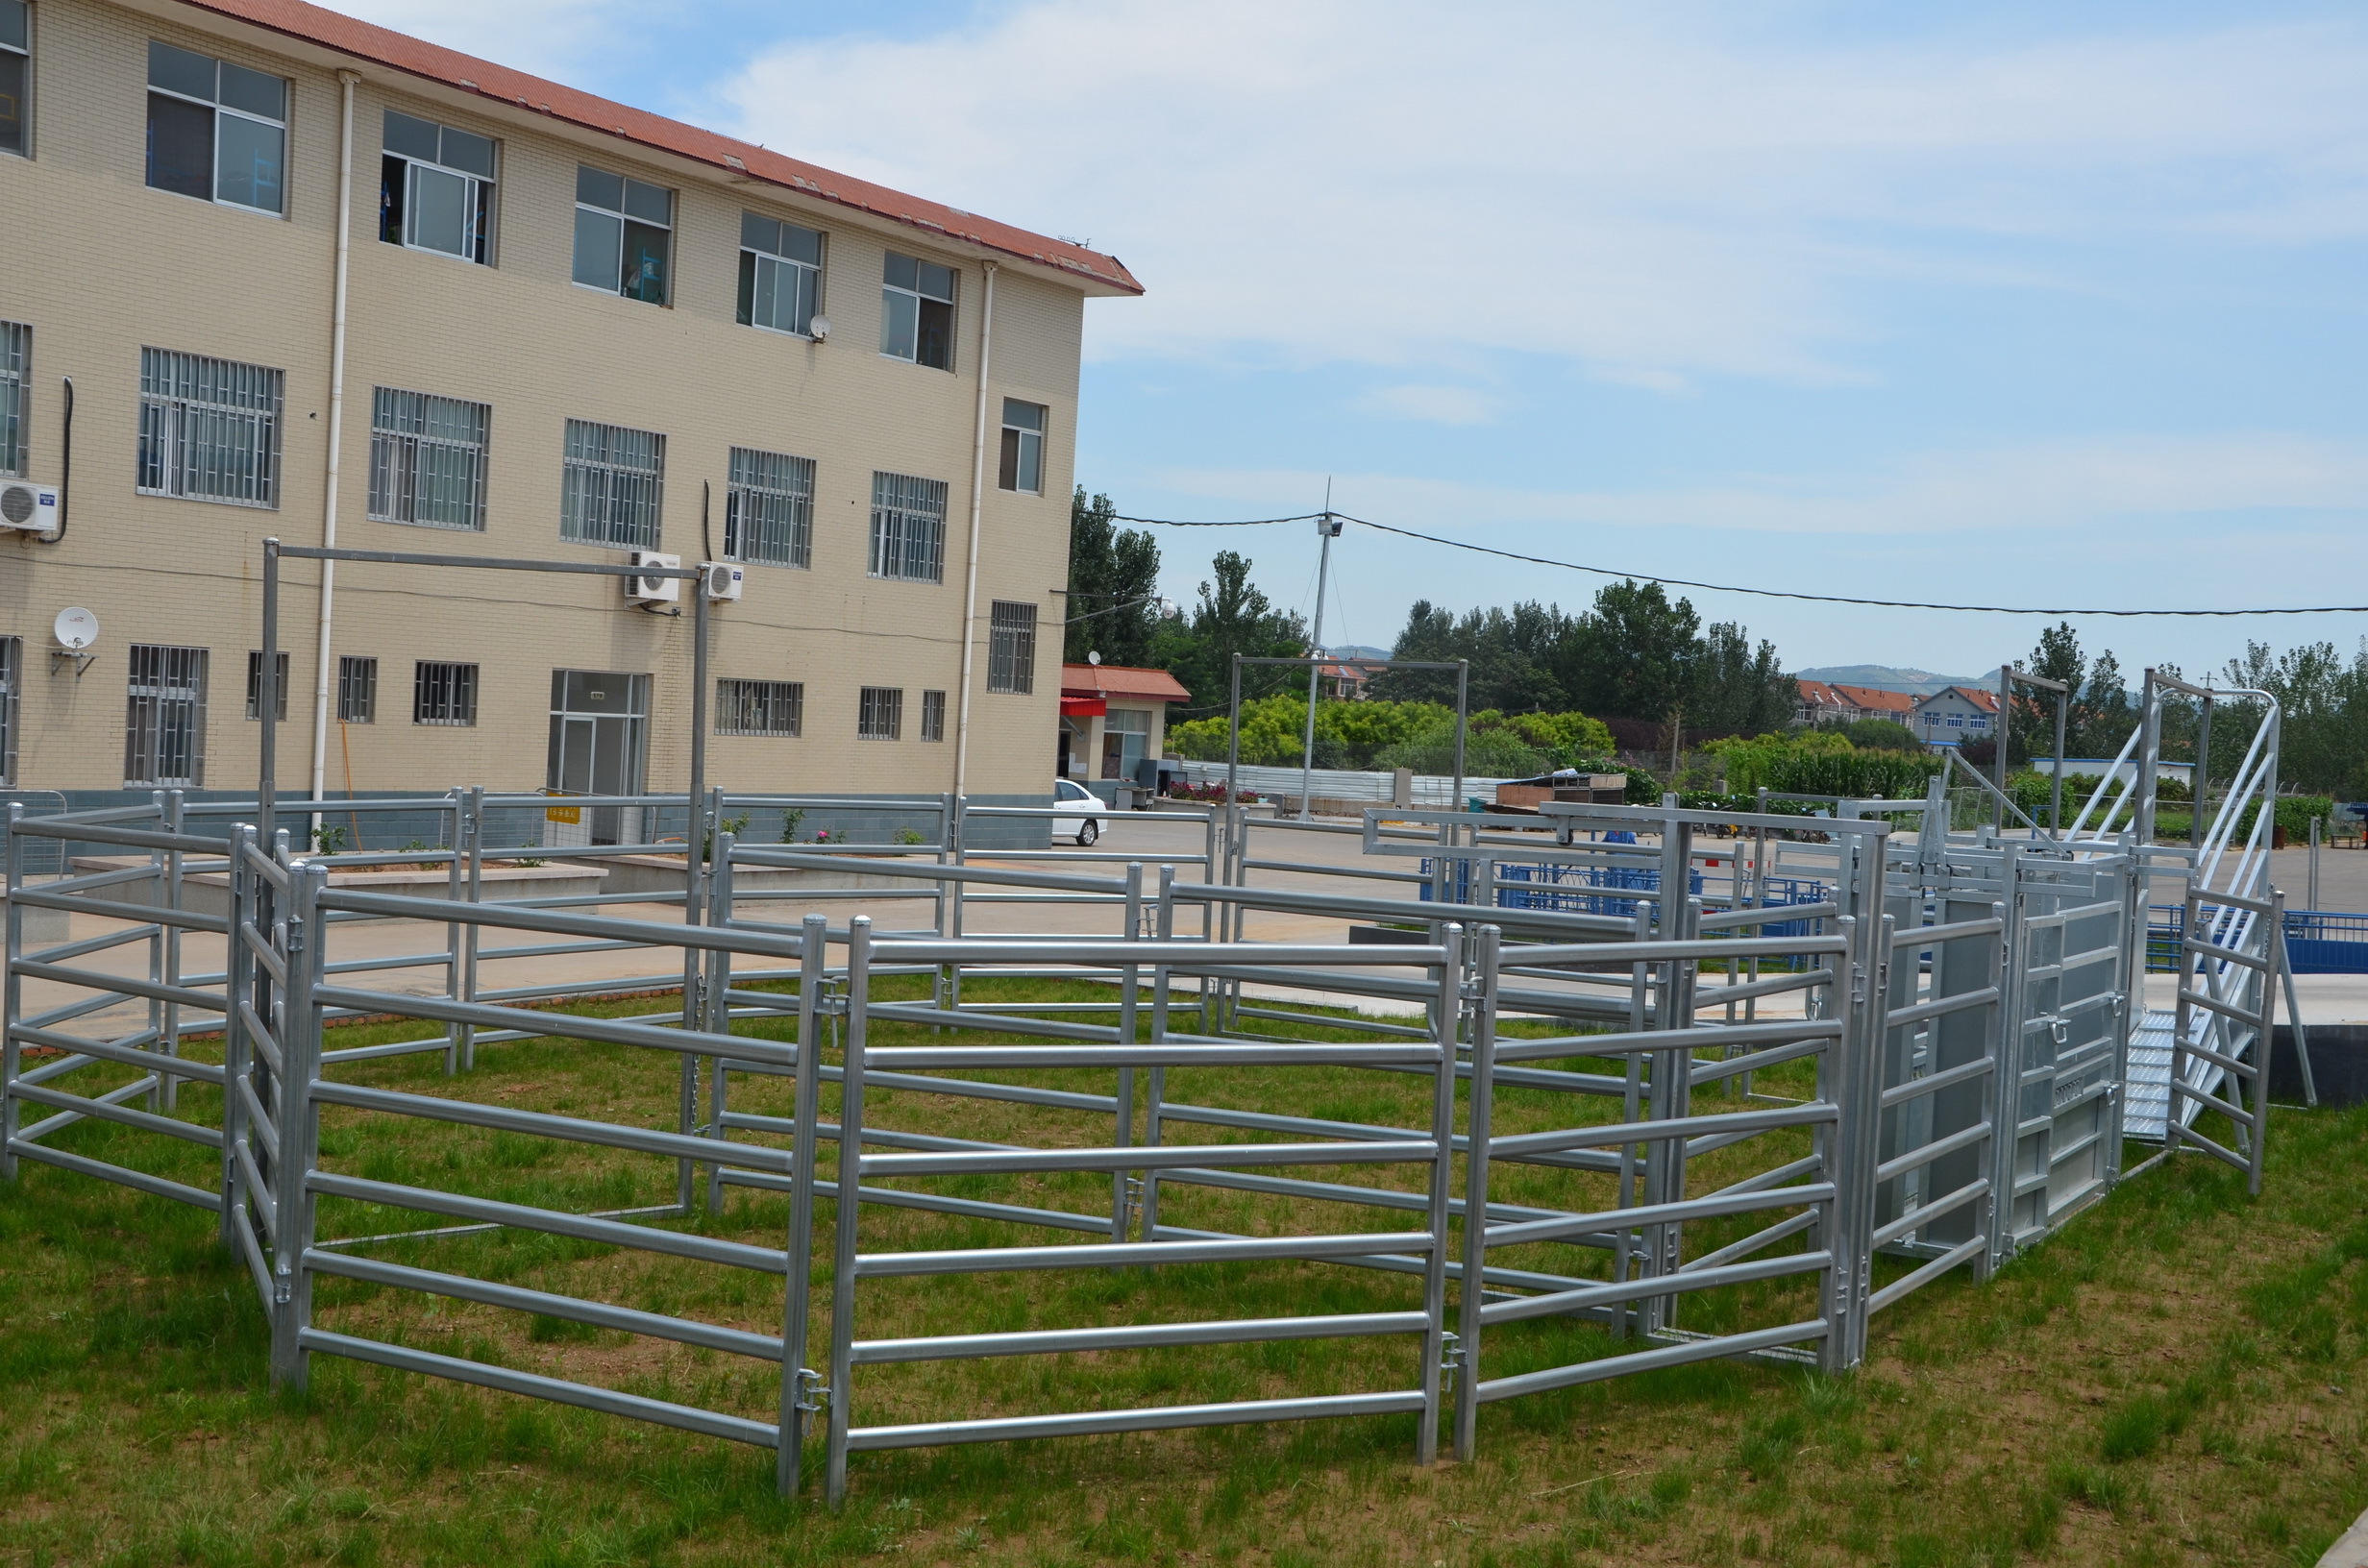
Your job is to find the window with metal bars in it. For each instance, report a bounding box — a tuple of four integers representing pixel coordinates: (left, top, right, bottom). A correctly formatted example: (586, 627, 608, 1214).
(560, 418, 663, 549)
(370, 386, 489, 529)
(413, 660, 478, 725)
(337, 655, 377, 723)
(716, 678, 802, 737)
(0, 319, 26, 477)
(920, 689, 945, 743)
(857, 686, 902, 741)
(988, 600, 1038, 695)
(725, 446, 814, 568)
(0, 636, 18, 787)
(137, 347, 283, 506)
(244, 649, 287, 720)
(867, 471, 946, 583)
(125, 644, 208, 787)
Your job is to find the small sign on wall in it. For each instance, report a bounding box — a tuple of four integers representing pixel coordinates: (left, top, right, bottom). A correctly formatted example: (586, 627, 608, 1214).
(546, 804, 581, 824)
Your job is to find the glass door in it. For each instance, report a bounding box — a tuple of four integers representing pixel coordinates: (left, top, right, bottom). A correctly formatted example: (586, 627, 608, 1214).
(546, 670, 649, 845)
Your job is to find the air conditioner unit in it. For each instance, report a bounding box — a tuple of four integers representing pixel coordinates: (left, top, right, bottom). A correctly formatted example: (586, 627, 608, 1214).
(0, 480, 62, 534)
(701, 562, 745, 602)
(625, 551, 680, 604)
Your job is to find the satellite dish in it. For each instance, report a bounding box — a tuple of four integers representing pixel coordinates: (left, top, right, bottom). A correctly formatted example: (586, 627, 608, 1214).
(53, 606, 98, 650)
(1087, 650, 1101, 666)
(808, 314, 831, 341)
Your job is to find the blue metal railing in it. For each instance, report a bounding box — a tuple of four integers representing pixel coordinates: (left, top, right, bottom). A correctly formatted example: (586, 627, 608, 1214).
(2148, 904, 2368, 974)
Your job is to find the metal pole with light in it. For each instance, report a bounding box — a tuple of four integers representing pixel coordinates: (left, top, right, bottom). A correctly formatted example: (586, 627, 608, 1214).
(1297, 512, 1342, 821)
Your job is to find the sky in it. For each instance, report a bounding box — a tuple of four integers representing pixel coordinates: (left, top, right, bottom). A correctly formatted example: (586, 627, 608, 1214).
(347, 0, 2368, 683)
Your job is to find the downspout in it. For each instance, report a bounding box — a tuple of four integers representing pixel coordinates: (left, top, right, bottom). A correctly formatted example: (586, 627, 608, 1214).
(951, 259, 997, 799)
(308, 70, 360, 821)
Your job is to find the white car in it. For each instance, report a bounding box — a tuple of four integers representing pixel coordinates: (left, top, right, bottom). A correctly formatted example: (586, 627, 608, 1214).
(1052, 778, 1106, 845)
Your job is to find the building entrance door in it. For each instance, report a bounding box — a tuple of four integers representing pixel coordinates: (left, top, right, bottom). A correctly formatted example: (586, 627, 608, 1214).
(546, 670, 650, 845)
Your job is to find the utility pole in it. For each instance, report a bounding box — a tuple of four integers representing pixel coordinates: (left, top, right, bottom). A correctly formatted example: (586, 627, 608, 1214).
(1297, 501, 1342, 822)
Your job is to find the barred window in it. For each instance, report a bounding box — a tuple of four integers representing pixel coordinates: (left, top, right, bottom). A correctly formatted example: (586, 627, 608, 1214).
(725, 446, 814, 568)
(560, 418, 663, 549)
(716, 677, 802, 737)
(413, 660, 478, 725)
(857, 686, 902, 741)
(244, 649, 287, 720)
(0, 636, 18, 788)
(867, 471, 946, 583)
(126, 644, 209, 787)
(987, 600, 1038, 695)
(337, 655, 377, 723)
(0, 319, 26, 477)
(920, 689, 945, 743)
(369, 386, 489, 529)
(137, 348, 283, 506)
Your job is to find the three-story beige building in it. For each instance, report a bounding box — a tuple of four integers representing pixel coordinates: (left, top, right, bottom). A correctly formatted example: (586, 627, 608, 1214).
(0, 0, 1139, 811)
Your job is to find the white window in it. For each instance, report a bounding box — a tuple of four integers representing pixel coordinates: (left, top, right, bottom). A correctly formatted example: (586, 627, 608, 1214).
(858, 686, 902, 741)
(560, 418, 663, 550)
(137, 348, 283, 506)
(738, 212, 823, 337)
(126, 645, 208, 787)
(987, 601, 1037, 695)
(244, 649, 287, 720)
(920, 689, 945, 743)
(0, 319, 26, 477)
(337, 655, 376, 723)
(145, 41, 284, 214)
(868, 471, 946, 582)
(880, 251, 955, 369)
(725, 446, 814, 568)
(381, 110, 494, 263)
(1105, 707, 1150, 779)
(999, 400, 1046, 494)
(1, 2, 28, 159)
(572, 165, 671, 304)
(717, 678, 802, 737)
(369, 387, 489, 530)
(413, 660, 478, 725)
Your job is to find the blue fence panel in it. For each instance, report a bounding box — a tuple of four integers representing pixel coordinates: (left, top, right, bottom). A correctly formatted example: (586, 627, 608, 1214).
(2149, 905, 2368, 974)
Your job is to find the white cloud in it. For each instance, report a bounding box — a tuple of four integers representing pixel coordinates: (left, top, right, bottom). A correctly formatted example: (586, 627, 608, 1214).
(1355, 384, 1505, 427)
(716, 3, 2368, 389)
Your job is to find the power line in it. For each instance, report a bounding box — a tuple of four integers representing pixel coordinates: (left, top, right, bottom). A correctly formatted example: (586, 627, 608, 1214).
(1111, 508, 2368, 618)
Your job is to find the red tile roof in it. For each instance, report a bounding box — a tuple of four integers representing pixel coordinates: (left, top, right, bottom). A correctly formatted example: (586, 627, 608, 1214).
(1921, 686, 2002, 713)
(172, 0, 1144, 296)
(1061, 664, 1191, 703)
(1797, 679, 1916, 717)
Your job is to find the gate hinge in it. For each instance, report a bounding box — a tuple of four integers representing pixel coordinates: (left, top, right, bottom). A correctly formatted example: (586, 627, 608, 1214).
(1440, 1330, 1463, 1383)
(793, 1367, 830, 1413)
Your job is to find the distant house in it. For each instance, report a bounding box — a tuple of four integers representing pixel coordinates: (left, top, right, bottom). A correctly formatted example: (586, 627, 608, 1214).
(1911, 686, 2000, 748)
(1795, 679, 1917, 728)
(1059, 664, 1191, 782)
(1317, 659, 1373, 701)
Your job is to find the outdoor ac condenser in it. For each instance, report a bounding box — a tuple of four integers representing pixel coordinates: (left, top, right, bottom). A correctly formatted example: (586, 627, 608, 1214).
(626, 551, 680, 604)
(0, 479, 61, 534)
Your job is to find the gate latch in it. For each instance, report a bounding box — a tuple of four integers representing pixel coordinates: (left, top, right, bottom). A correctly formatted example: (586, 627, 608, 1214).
(793, 1366, 830, 1414)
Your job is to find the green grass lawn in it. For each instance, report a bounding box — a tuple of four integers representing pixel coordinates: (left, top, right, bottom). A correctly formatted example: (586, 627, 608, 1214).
(2, 977, 2364, 1567)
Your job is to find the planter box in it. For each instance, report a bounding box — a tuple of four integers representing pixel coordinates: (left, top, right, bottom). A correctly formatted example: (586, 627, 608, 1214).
(69, 856, 608, 922)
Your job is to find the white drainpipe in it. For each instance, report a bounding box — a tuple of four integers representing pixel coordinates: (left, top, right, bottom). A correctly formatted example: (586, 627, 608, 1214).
(308, 70, 359, 821)
(952, 260, 998, 799)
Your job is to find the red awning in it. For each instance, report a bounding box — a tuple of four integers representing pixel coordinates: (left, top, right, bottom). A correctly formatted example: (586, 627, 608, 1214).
(1060, 697, 1106, 717)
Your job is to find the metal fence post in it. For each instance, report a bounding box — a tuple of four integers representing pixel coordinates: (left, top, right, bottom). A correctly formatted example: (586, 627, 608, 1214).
(2, 803, 21, 1182)
(1111, 862, 1143, 1241)
(160, 790, 186, 1112)
(458, 785, 483, 1070)
(704, 832, 737, 1214)
(270, 859, 326, 1392)
(220, 824, 256, 1251)
(826, 915, 872, 1509)
(1452, 920, 1495, 1463)
(1432, 922, 1482, 1464)
(779, 911, 829, 1498)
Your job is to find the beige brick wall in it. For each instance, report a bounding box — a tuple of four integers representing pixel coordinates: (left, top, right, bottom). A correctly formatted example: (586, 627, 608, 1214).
(0, 0, 1101, 801)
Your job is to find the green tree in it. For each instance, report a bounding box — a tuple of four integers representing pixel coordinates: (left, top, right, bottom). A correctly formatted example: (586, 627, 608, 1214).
(1154, 551, 1308, 719)
(1061, 488, 1163, 668)
(1558, 579, 1701, 723)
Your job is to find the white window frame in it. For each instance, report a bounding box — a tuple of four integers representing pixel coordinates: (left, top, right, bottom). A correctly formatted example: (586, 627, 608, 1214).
(381, 109, 495, 265)
(137, 347, 283, 507)
(738, 212, 824, 338)
(144, 40, 286, 216)
(560, 418, 664, 550)
(716, 677, 803, 737)
(369, 386, 490, 531)
(879, 251, 956, 370)
(0, 0, 30, 161)
(867, 471, 947, 583)
(987, 600, 1038, 695)
(724, 446, 814, 569)
(572, 164, 673, 305)
(0, 319, 27, 477)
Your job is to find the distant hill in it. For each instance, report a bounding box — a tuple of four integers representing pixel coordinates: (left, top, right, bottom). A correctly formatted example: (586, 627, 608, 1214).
(1326, 644, 1394, 661)
(1795, 665, 1992, 698)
